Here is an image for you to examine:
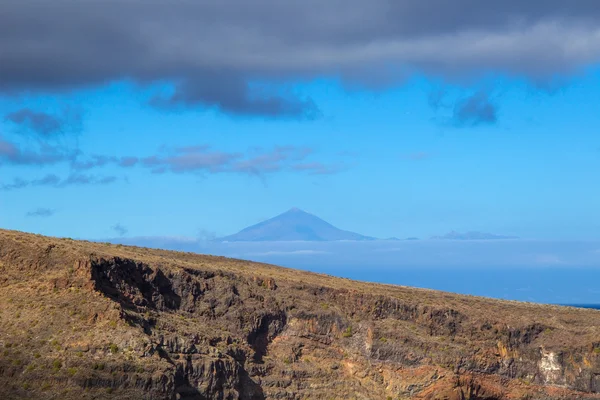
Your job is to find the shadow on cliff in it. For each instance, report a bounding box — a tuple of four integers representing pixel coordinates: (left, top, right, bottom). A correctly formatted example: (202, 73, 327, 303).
(90, 257, 265, 400)
(173, 357, 265, 400)
(90, 257, 181, 310)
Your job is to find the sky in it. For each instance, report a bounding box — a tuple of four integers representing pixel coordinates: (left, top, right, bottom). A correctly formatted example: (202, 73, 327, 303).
(2, 1, 600, 246)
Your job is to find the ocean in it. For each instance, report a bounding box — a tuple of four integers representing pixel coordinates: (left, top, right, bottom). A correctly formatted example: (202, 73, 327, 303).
(284, 265, 600, 307)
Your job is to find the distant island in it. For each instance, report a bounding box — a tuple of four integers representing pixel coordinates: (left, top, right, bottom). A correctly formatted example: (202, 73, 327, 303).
(217, 208, 376, 242)
(216, 208, 519, 242)
(430, 231, 519, 240)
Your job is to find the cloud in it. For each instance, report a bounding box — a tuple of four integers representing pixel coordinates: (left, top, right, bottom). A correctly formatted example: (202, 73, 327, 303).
(0, 109, 82, 168)
(71, 155, 142, 170)
(7, 138, 344, 184)
(1, 173, 118, 191)
(5, 108, 82, 137)
(111, 223, 128, 236)
(143, 146, 241, 174)
(3, 2, 600, 116)
(245, 250, 330, 256)
(0, 137, 74, 166)
(197, 229, 217, 241)
(118, 157, 139, 167)
(62, 174, 117, 186)
(73, 144, 338, 178)
(71, 155, 140, 171)
(5, 109, 61, 136)
(428, 89, 498, 127)
(151, 74, 321, 119)
(230, 146, 312, 175)
(25, 208, 55, 217)
(428, 89, 448, 111)
(291, 162, 347, 175)
(452, 92, 498, 127)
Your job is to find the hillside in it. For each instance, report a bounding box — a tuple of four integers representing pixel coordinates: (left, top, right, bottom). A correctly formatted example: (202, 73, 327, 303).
(217, 208, 375, 241)
(1, 229, 600, 399)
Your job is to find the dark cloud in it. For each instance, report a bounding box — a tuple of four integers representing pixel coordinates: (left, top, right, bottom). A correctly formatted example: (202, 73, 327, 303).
(452, 92, 498, 127)
(151, 75, 320, 119)
(5, 108, 82, 137)
(1, 173, 118, 191)
(3, 1, 600, 116)
(26, 208, 55, 217)
(111, 223, 128, 236)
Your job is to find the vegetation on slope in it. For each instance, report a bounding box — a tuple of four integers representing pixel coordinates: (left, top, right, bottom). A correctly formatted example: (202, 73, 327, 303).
(1, 229, 600, 399)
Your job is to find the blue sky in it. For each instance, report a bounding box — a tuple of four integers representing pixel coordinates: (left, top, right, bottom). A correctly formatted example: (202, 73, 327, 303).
(3, 75, 600, 242)
(2, 2, 600, 253)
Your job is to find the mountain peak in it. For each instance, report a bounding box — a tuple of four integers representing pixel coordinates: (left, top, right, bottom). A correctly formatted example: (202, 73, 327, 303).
(217, 208, 375, 242)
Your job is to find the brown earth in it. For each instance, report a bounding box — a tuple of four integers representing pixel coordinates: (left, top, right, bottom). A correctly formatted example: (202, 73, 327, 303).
(1, 228, 600, 399)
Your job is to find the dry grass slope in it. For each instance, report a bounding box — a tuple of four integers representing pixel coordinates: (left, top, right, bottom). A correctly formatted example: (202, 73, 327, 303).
(1, 228, 600, 400)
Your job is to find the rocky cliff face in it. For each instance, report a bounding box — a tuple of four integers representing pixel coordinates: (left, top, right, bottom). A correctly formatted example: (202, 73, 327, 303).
(1, 229, 600, 399)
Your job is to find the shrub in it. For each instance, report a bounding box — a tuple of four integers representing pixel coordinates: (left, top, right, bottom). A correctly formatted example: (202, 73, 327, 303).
(109, 343, 119, 354)
(52, 359, 62, 371)
(342, 326, 353, 338)
(93, 362, 105, 371)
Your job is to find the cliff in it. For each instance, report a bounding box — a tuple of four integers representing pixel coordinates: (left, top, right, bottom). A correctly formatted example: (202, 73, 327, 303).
(1, 229, 599, 399)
